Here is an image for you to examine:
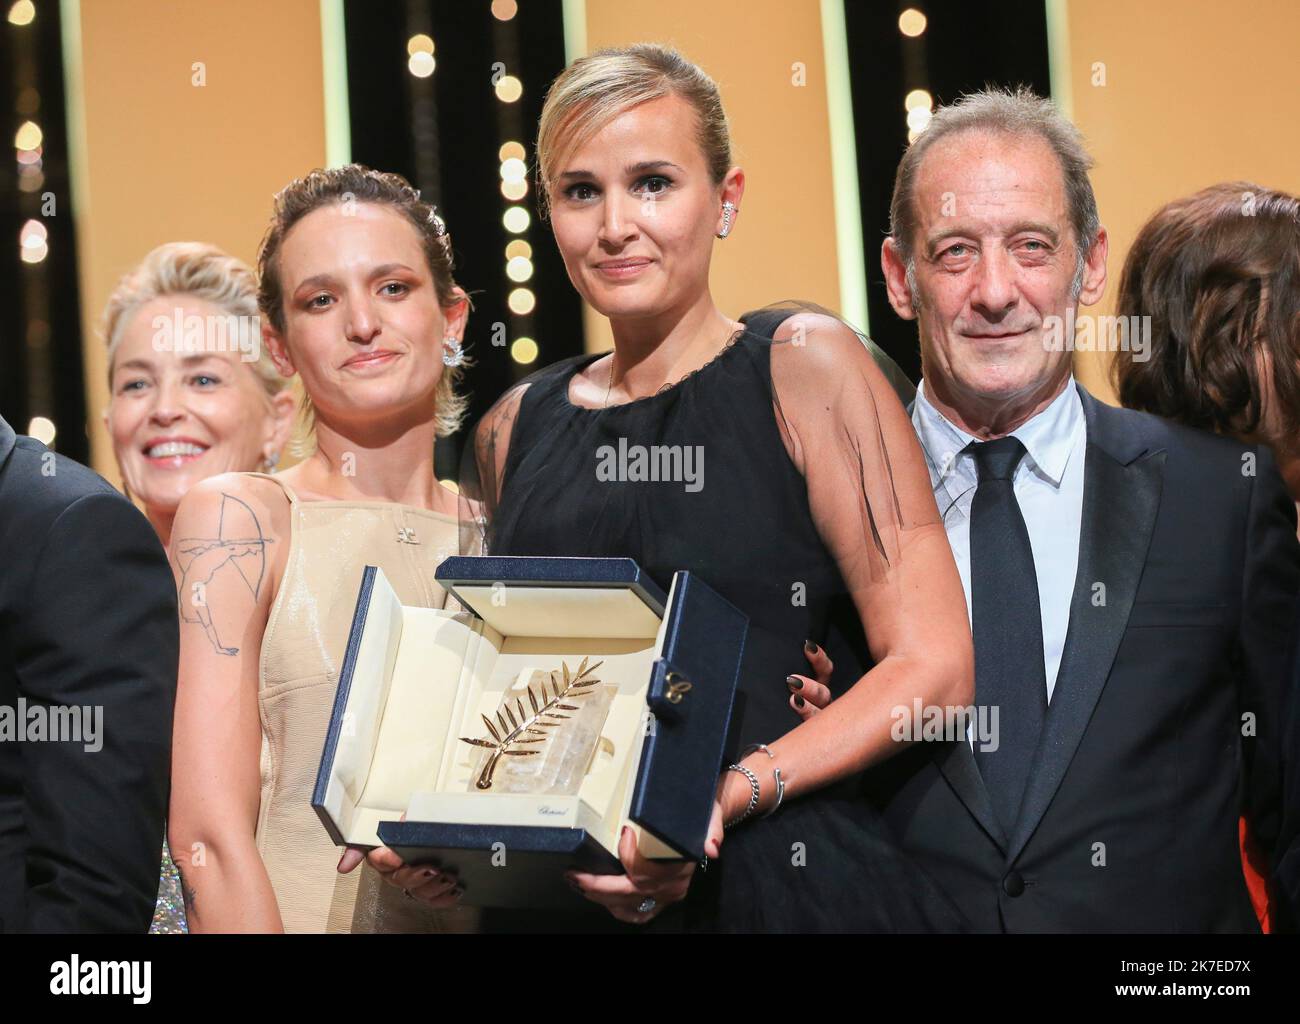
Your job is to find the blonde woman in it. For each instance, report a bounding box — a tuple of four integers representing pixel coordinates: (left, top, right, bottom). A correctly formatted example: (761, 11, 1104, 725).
(166, 167, 476, 932)
(104, 242, 296, 547)
(103, 242, 296, 931)
(397, 46, 974, 932)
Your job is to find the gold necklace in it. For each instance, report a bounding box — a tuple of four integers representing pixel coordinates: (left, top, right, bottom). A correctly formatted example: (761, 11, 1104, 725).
(601, 319, 739, 409)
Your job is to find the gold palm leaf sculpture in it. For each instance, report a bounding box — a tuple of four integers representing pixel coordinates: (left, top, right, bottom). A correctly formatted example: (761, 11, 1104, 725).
(461, 657, 604, 790)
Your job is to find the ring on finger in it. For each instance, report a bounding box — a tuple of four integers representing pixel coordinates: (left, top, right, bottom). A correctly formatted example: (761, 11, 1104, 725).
(411, 878, 460, 903)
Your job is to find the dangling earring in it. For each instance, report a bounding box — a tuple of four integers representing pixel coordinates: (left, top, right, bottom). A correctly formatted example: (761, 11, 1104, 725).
(442, 336, 464, 367)
(262, 451, 280, 473)
(716, 200, 737, 239)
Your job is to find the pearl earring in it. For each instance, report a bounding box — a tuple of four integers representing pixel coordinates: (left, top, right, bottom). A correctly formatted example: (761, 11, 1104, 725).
(717, 200, 737, 239)
(442, 337, 464, 367)
(263, 452, 280, 473)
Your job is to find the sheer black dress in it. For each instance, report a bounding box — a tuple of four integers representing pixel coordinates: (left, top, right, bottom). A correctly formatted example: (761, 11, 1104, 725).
(462, 306, 968, 933)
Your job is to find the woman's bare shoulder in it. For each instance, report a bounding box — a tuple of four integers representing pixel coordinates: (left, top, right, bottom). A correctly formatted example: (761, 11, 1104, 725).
(169, 472, 293, 565)
(768, 312, 894, 394)
(770, 310, 854, 343)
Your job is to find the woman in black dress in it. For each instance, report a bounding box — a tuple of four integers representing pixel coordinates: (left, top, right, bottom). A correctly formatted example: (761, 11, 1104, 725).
(459, 45, 974, 933)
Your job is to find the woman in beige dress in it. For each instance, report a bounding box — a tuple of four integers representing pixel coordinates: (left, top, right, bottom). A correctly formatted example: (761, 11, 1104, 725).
(166, 166, 476, 932)
(102, 241, 296, 932)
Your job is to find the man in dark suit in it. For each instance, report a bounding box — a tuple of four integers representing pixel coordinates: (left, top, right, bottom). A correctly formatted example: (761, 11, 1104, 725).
(1273, 602, 1300, 930)
(843, 88, 1298, 932)
(0, 413, 179, 932)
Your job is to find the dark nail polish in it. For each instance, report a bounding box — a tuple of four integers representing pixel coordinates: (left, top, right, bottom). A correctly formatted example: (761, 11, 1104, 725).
(804, 640, 819, 655)
(786, 675, 803, 689)
(795, 694, 806, 708)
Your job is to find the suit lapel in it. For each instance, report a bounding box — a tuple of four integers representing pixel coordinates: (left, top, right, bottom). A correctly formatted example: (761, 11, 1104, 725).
(907, 394, 1006, 844)
(935, 737, 1008, 851)
(1005, 387, 1166, 864)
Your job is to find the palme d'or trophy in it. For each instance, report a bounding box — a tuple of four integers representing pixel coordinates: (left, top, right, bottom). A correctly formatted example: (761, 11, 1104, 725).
(460, 657, 615, 795)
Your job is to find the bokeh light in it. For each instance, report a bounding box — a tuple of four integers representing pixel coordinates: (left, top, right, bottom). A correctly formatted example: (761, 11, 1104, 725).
(408, 52, 435, 78)
(27, 416, 56, 445)
(506, 256, 534, 283)
(507, 288, 536, 315)
(407, 34, 434, 56)
(20, 218, 47, 263)
(503, 206, 530, 233)
(899, 9, 927, 36)
(15, 120, 42, 150)
(19, 218, 47, 263)
(904, 89, 933, 112)
(511, 337, 538, 365)
(494, 75, 523, 103)
(7, 1, 35, 27)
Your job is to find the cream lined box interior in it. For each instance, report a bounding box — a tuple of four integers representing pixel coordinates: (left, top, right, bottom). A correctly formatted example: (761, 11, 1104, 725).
(316, 568, 682, 860)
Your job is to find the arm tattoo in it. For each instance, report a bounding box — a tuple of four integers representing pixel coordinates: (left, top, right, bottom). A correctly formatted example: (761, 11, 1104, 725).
(176, 862, 198, 915)
(176, 492, 274, 656)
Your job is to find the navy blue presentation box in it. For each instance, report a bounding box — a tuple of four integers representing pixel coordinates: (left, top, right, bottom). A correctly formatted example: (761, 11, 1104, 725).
(313, 555, 747, 910)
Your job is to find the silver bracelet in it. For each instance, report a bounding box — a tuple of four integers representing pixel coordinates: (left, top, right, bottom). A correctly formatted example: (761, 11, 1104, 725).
(741, 743, 787, 819)
(724, 763, 761, 828)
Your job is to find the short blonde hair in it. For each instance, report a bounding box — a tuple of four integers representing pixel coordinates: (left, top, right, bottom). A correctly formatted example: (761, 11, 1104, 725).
(102, 241, 288, 399)
(536, 44, 732, 217)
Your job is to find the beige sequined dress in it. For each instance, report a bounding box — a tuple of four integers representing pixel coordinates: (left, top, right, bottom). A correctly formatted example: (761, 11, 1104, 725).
(246, 472, 477, 933)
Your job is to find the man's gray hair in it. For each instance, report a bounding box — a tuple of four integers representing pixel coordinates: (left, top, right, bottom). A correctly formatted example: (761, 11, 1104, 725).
(889, 86, 1101, 298)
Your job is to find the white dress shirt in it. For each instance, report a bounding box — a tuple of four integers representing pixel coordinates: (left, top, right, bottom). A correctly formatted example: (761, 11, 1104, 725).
(912, 377, 1087, 703)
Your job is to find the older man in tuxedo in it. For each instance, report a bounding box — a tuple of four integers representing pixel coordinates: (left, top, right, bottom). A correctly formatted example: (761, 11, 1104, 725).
(0, 414, 178, 932)
(801, 88, 1298, 932)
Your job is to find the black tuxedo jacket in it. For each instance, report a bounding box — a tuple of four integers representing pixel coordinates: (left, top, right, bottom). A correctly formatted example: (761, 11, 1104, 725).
(1273, 598, 1300, 930)
(868, 384, 1300, 932)
(0, 415, 178, 932)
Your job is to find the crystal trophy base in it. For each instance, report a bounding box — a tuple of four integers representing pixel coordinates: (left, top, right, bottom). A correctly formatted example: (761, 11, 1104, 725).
(463, 658, 615, 795)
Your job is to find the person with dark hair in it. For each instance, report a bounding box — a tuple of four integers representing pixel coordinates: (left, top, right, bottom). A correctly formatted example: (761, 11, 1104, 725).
(1113, 182, 1300, 527)
(166, 165, 477, 932)
(861, 87, 1297, 932)
(0, 415, 178, 932)
(1111, 182, 1300, 930)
